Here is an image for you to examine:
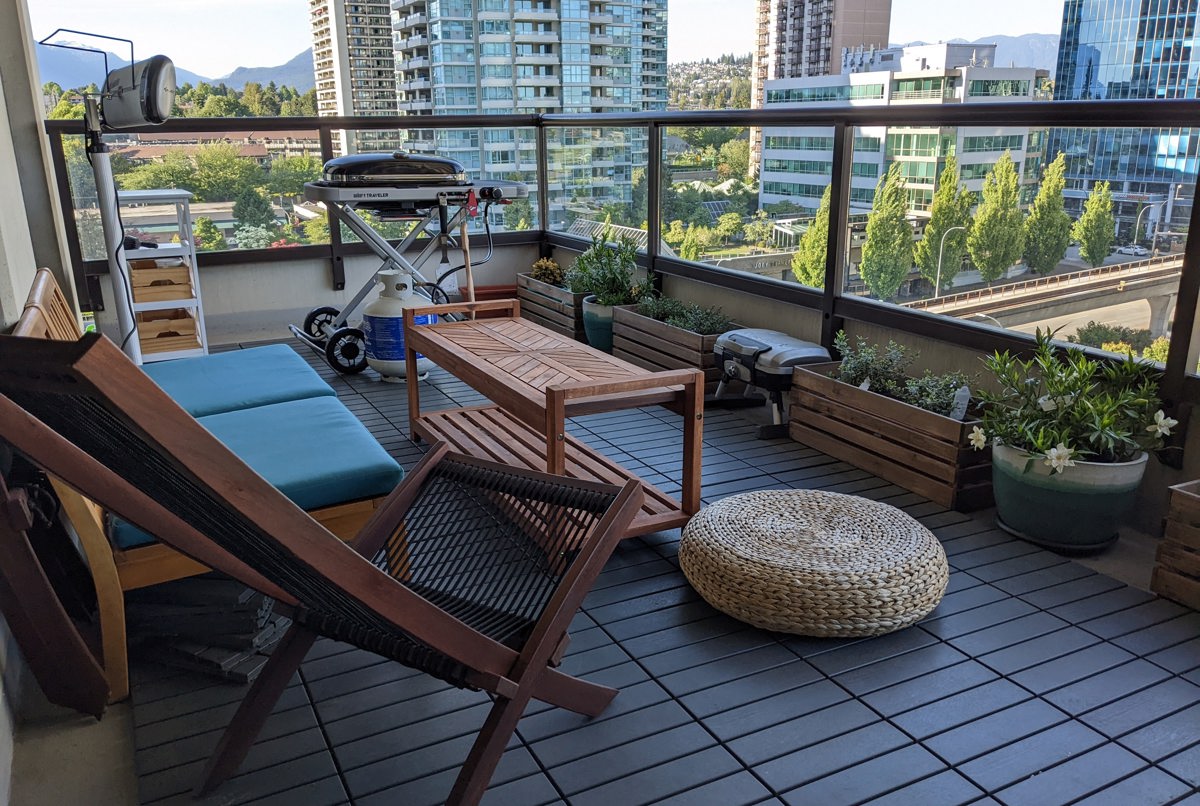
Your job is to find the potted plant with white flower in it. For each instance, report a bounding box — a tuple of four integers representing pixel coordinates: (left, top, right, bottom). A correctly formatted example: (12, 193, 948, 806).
(972, 328, 1176, 552)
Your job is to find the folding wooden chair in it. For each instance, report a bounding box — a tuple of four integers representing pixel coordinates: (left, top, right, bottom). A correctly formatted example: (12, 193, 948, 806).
(0, 332, 643, 806)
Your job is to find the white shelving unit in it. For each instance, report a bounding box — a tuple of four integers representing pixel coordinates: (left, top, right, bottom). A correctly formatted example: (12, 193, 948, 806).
(118, 189, 209, 362)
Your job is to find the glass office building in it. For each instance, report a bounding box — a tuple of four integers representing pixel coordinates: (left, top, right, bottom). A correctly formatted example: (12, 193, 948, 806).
(1053, 0, 1199, 240)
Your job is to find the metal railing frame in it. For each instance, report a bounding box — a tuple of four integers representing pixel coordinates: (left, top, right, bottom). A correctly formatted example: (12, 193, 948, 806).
(44, 99, 1200, 413)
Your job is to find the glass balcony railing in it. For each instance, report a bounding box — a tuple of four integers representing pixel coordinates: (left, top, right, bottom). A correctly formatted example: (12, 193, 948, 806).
(43, 98, 1200, 405)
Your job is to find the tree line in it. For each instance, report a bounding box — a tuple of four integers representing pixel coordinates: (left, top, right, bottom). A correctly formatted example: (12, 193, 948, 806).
(790, 152, 1118, 300)
(45, 80, 318, 120)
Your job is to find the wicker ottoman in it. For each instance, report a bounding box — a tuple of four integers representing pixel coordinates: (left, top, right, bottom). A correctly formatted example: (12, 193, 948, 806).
(679, 490, 949, 637)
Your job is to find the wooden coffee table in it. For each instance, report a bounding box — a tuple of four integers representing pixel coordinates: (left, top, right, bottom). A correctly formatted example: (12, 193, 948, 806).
(403, 299, 703, 538)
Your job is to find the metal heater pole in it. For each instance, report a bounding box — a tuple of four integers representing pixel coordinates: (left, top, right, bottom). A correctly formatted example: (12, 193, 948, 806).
(85, 97, 141, 363)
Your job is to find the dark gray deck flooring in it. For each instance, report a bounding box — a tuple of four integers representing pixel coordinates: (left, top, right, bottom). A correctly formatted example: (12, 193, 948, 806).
(129, 343, 1200, 806)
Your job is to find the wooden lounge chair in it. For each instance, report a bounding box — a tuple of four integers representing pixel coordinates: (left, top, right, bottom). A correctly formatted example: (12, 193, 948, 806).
(0, 332, 643, 805)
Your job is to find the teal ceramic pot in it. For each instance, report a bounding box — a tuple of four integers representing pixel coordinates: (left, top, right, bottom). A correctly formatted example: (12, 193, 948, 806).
(991, 444, 1148, 553)
(581, 294, 614, 353)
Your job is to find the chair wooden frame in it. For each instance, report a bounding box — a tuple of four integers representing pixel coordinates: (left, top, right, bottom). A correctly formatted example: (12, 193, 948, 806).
(12, 269, 392, 702)
(0, 332, 643, 805)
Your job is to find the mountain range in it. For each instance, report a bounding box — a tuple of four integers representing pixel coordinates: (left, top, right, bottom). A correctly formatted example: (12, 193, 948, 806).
(36, 44, 315, 92)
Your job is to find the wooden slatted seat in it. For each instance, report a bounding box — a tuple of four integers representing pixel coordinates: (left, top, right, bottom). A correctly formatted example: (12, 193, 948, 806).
(414, 405, 690, 536)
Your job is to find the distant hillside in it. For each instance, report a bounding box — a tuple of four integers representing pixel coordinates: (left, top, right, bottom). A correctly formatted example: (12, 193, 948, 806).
(36, 43, 209, 90)
(896, 33, 1060, 77)
(218, 49, 314, 92)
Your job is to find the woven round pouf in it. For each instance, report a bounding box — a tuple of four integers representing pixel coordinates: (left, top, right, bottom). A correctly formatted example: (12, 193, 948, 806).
(679, 490, 949, 637)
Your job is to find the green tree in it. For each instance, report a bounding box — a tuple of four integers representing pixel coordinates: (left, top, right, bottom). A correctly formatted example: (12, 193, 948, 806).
(1023, 152, 1072, 274)
(717, 138, 749, 180)
(664, 219, 688, 247)
(1144, 336, 1171, 363)
(118, 151, 197, 193)
(679, 226, 701, 261)
(913, 157, 972, 292)
(266, 155, 322, 200)
(715, 211, 742, 243)
(233, 224, 274, 249)
(860, 163, 912, 300)
(192, 143, 264, 201)
(48, 95, 85, 119)
(192, 216, 227, 251)
(791, 185, 830, 288)
(504, 195, 533, 230)
(1072, 180, 1116, 267)
(233, 188, 276, 230)
(302, 212, 330, 244)
(968, 151, 1025, 283)
(197, 94, 250, 117)
(742, 209, 775, 249)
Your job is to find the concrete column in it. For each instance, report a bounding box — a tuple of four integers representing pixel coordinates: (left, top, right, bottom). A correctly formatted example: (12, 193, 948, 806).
(0, 0, 76, 320)
(1148, 293, 1177, 339)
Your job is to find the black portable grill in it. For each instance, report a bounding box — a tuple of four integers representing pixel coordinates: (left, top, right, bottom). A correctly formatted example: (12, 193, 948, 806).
(307, 151, 477, 217)
(293, 152, 527, 374)
(713, 329, 830, 427)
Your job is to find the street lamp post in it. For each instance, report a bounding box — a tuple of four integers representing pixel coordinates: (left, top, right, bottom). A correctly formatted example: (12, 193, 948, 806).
(1133, 200, 1167, 249)
(935, 225, 968, 299)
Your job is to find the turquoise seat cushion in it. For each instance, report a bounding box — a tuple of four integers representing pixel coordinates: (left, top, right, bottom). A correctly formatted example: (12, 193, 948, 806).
(111, 396, 403, 550)
(142, 344, 335, 417)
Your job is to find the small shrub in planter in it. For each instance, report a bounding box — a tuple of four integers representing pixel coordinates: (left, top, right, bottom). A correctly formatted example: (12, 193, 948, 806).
(614, 295, 735, 392)
(516, 255, 586, 340)
(789, 332, 991, 510)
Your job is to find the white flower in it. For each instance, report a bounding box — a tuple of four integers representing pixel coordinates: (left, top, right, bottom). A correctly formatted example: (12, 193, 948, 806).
(1044, 443, 1076, 474)
(969, 426, 987, 451)
(1147, 409, 1178, 438)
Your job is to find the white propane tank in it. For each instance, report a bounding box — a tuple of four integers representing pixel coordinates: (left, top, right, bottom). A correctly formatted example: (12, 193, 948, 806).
(362, 269, 437, 382)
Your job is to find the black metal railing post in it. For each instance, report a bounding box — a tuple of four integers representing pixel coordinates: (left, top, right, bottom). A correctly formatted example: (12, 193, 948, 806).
(820, 121, 851, 352)
(318, 125, 346, 291)
(536, 122, 550, 255)
(646, 122, 662, 291)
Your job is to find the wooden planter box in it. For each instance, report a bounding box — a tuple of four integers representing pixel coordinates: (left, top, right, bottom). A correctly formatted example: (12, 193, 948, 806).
(516, 274, 586, 341)
(611, 305, 728, 394)
(1151, 480, 1200, 608)
(788, 362, 993, 511)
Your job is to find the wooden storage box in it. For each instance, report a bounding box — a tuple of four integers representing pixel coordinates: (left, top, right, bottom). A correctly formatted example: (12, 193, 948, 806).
(137, 309, 201, 355)
(789, 362, 992, 511)
(516, 274, 586, 341)
(1151, 480, 1200, 608)
(130, 258, 194, 303)
(611, 305, 728, 394)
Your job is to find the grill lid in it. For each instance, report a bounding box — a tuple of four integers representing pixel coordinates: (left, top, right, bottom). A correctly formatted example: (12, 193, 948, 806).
(320, 151, 469, 186)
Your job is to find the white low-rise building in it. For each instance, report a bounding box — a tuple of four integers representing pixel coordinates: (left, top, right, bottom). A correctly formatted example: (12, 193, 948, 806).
(759, 43, 1051, 217)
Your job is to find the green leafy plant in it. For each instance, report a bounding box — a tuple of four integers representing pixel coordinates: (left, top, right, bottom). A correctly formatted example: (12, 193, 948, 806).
(975, 328, 1174, 470)
(832, 331, 975, 416)
(637, 295, 733, 336)
(529, 257, 564, 286)
(832, 331, 914, 399)
(904, 371, 974, 417)
(564, 234, 648, 305)
(1069, 321, 1153, 353)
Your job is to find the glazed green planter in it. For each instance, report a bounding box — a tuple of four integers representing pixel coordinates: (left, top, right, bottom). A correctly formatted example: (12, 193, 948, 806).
(991, 444, 1148, 553)
(581, 295, 614, 353)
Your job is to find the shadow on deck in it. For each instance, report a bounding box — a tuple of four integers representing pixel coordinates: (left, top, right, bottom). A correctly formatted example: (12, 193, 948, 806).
(129, 343, 1200, 806)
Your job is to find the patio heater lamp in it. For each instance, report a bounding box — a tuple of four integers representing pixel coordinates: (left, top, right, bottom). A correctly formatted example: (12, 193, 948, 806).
(39, 31, 177, 363)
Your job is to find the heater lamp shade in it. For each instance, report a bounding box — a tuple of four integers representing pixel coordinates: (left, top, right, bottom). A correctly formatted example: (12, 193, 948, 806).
(101, 55, 176, 129)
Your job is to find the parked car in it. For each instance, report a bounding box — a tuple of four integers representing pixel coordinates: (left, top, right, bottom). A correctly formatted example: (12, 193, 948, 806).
(1116, 244, 1149, 256)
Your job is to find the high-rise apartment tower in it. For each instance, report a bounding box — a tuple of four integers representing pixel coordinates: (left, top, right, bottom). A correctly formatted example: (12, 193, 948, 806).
(751, 0, 892, 168)
(309, 0, 401, 153)
(1053, 0, 1198, 239)
(390, 0, 668, 229)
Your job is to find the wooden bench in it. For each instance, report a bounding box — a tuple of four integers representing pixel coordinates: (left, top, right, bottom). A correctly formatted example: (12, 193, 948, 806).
(403, 300, 704, 538)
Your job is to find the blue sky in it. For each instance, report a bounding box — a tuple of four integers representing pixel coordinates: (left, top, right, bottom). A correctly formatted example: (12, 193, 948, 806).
(28, 0, 1066, 77)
